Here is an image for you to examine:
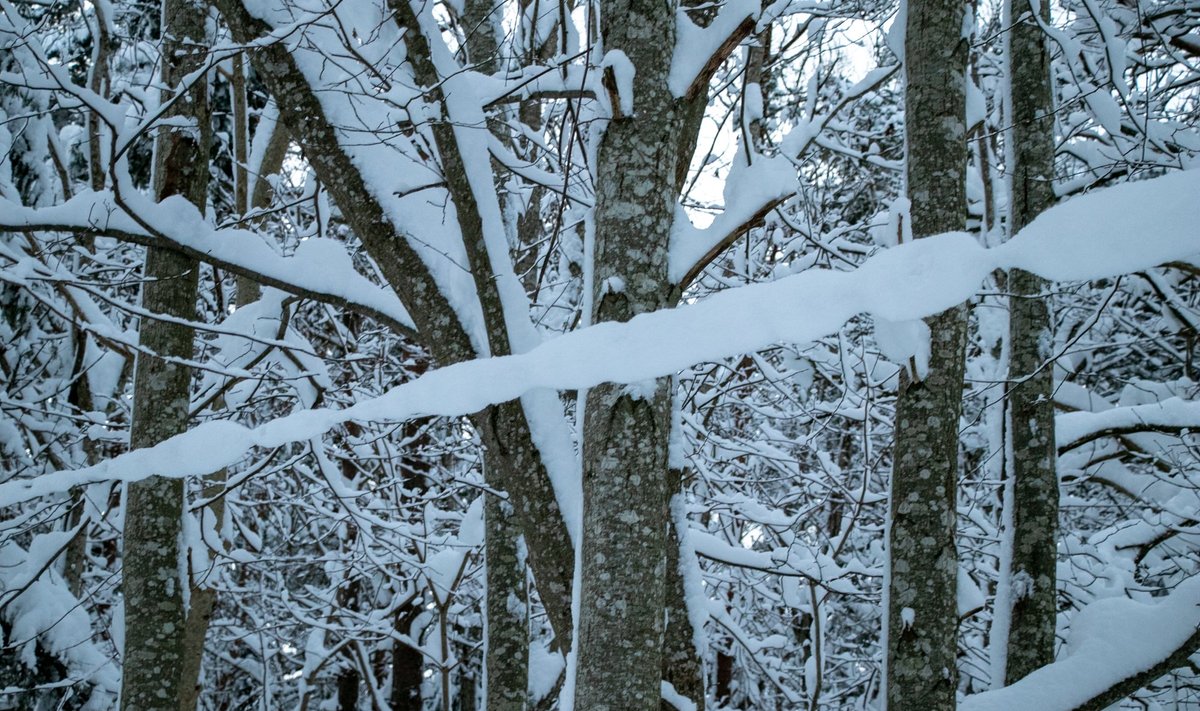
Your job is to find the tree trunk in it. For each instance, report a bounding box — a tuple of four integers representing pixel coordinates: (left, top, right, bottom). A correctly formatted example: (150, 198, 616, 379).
(119, 0, 209, 708)
(392, 604, 424, 711)
(1002, 0, 1059, 685)
(576, 1, 680, 707)
(885, 0, 970, 709)
(485, 494, 528, 711)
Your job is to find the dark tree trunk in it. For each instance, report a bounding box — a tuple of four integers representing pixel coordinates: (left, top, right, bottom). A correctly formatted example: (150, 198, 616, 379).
(661, 470, 704, 711)
(119, 0, 209, 708)
(1002, 0, 1059, 685)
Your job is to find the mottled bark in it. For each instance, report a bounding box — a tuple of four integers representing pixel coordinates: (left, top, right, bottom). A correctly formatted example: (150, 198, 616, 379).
(476, 401, 574, 649)
(577, 1, 679, 706)
(485, 495, 528, 711)
(119, 0, 209, 708)
(885, 0, 970, 709)
(580, 382, 672, 711)
(1002, 0, 1059, 685)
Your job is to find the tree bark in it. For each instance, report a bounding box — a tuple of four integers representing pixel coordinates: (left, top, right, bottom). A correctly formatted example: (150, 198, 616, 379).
(485, 494, 528, 711)
(1001, 0, 1059, 685)
(885, 0, 970, 709)
(119, 1, 210, 708)
(576, 0, 680, 706)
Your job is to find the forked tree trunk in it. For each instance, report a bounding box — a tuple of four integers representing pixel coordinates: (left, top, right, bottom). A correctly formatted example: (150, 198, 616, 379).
(576, 0, 680, 707)
(215, 0, 579, 652)
(885, 0, 970, 709)
(119, 0, 210, 708)
(1002, 0, 1059, 685)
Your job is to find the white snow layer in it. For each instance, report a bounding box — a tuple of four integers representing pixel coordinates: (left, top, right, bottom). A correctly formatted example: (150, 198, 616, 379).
(961, 575, 1200, 711)
(0, 169, 1196, 506)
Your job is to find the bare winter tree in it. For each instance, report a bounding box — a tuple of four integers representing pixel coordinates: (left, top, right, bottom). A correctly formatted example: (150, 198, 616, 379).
(1, 0, 1198, 708)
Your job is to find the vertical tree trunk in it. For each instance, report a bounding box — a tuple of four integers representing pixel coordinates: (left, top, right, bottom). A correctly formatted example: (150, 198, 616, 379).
(576, 0, 679, 706)
(485, 494, 528, 711)
(392, 413, 432, 711)
(177, 62, 293, 711)
(391, 604, 424, 711)
(217, 0, 578, 655)
(453, 9, 534, 707)
(1001, 0, 1059, 685)
(119, 0, 209, 708)
(885, 0, 970, 709)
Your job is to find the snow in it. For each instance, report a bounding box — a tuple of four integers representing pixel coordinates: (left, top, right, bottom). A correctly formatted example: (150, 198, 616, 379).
(1, 169, 1196, 505)
(520, 390, 582, 547)
(872, 316, 930, 381)
(957, 569, 984, 616)
(0, 537, 120, 702)
(669, 154, 796, 284)
(961, 575, 1200, 711)
(458, 496, 485, 547)
(671, 492, 710, 652)
(0, 191, 417, 333)
(244, 99, 280, 201)
(601, 51, 635, 116)
(1057, 397, 1200, 452)
(529, 642, 567, 702)
(661, 680, 698, 711)
(668, 0, 760, 97)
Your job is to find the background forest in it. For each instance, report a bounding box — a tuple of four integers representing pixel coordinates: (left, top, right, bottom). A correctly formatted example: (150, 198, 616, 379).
(0, 0, 1198, 708)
